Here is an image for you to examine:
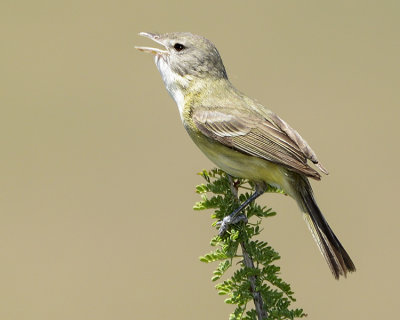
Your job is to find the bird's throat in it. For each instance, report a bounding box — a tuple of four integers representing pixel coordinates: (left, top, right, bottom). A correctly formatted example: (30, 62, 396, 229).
(155, 54, 233, 122)
(155, 55, 191, 120)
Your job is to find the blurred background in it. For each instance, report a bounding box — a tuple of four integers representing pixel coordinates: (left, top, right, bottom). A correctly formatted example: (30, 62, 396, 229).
(1, 1, 399, 319)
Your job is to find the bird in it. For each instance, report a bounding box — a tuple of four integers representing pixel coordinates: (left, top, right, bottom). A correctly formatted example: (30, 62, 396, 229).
(136, 31, 356, 279)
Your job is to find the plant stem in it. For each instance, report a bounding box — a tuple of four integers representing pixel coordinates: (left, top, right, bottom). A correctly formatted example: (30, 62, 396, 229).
(240, 242, 268, 320)
(228, 176, 268, 320)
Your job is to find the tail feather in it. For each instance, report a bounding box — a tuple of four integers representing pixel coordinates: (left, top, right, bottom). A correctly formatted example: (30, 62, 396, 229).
(299, 180, 356, 279)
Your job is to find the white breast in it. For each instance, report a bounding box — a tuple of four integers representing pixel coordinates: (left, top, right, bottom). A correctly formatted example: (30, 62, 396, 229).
(155, 56, 188, 121)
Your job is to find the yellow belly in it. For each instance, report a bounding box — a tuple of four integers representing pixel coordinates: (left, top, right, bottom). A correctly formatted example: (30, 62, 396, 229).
(188, 129, 295, 196)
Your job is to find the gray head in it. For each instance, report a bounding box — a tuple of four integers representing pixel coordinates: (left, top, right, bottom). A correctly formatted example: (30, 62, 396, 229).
(136, 32, 227, 80)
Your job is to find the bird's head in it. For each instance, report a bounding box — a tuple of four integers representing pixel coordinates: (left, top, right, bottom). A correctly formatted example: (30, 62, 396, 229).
(136, 32, 227, 83)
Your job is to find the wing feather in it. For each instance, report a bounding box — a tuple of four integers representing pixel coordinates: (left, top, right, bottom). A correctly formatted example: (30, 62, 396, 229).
(192, 107, 325, 179)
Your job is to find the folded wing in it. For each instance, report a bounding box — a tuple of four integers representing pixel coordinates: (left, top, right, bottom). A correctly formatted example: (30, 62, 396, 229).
(192, 107, 328, 180)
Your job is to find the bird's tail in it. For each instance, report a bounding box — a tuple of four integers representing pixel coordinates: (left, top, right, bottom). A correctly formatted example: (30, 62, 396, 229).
(297, 178, 356, 279)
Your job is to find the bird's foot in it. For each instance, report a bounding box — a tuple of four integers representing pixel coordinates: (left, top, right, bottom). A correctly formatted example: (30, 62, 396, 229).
(217, 214, 248, 236)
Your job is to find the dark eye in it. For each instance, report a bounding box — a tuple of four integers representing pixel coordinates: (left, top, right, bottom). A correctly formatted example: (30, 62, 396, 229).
(173, 43, 185, 52)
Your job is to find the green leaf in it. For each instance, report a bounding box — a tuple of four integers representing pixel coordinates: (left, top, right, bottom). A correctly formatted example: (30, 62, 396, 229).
(195, 168, 306, 319)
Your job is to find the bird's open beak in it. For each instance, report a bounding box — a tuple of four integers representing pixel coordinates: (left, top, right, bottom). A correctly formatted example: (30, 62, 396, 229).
(135, 32, 168, 55)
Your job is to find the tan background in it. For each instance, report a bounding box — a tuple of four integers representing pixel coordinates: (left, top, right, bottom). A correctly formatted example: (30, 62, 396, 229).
(1, 1, 399, 319)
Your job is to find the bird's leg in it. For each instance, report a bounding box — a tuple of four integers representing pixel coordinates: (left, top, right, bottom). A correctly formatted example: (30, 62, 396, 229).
(218, 180, 265, 236)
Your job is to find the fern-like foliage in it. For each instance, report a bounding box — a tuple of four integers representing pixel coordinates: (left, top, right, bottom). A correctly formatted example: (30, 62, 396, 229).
(195, 169, 306, 320)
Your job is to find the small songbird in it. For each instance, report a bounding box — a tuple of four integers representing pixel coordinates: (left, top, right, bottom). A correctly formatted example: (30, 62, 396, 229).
(136, 32, 355, 279)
